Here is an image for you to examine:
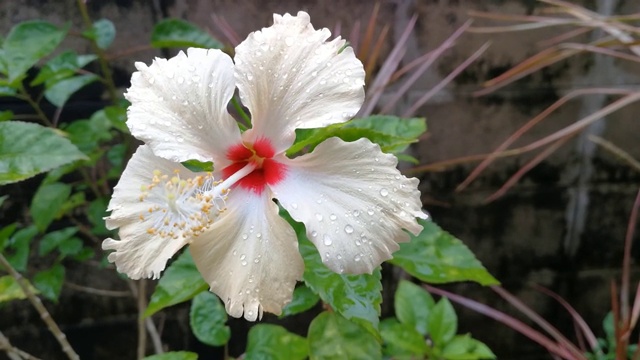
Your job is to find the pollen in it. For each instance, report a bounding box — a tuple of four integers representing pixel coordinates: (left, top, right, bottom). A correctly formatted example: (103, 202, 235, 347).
(138, 169, 228, 241)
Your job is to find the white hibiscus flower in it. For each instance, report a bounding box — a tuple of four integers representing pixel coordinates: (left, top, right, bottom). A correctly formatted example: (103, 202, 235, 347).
(103, 11, 427, 321)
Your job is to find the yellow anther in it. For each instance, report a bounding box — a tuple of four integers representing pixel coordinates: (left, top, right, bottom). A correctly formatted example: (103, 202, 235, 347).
(147, 228, 156, 234)
(171, 176, 180, 185)
(153, 169, 162, 177)
(139, 215, 145, 221)
(148, 207, 154, 213)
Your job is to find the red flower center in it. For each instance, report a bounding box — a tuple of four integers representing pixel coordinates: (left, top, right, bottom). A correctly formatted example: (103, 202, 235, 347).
(222, 138, 287, 194)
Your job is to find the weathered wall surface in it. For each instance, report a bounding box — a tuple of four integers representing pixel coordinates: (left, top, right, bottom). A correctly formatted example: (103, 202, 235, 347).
(1, 0, 640, 358)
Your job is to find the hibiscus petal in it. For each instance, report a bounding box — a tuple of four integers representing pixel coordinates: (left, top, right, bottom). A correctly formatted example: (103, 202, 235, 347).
(126, 48, 241, 165)
(190, 189, 304, 321)
(271, 137, 427, 274)
(103, 145, 216, 280)
(234, 11, 365, 153)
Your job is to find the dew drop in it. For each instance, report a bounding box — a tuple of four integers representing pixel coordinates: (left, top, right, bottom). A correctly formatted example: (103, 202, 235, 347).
(367, 209, 375, 216)
(291, 203, 298, 209)
(233, 250, 237, 256)
(247, 310, 254, 317)
(344, 225, 354, 234)
(177, 77, 185, 84)
(353, 210, 360, 217)
(256, 233, 262, 239)
(240, 254, 246, 260)
(329, 214, 337, 221)
(315, 213, 323, 221)
(323, 234, 333, 246)
(148, 77, 155, 84)
(337, 254, 342, 260)
(354, 254, 362, 262)
(241, 260, 248, 266)
(311, 230, 318, 237)
(380, 188, 389, 197)
(254, 258, 260, 263)
(191, 75, 200, 82)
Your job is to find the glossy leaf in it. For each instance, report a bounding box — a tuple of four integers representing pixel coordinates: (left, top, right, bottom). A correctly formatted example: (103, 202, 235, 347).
(280, 285, 320, 317)
(0, 121, 86, 185)
(395, 280, 435, 335)
(85, 19, 116, 49)
(3, 21, 67, 82)
(4, 225, 38, 271)
(181, 159, 213, 173)
(308, 312, 381, 360)
(45, 74, 99, 107)
(31, 51, 96, 86)
(144, 352, 198, 360)
(442, 334, 496, 360)
(0, 223, 17, 251)
(380, 318, 428, 358)
(151, 19, 222, 49)
(65, 109, 113, 153)
(39, 227, 78, 256)
(30, 182, 71, 232)
(427, 298, 457, 346)
(32, 264, 65, 301)
(144, 251, 208, 317)
(287, 211, 382, 331)
(287, 115, 426, 156)
(0, 275, 39, 303)
(245, 324, 308, 360)
(389, 219, 498, 285)
(189, 291, 230, 346)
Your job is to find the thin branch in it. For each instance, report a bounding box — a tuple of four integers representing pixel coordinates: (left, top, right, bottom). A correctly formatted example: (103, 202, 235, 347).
(0, 254, 79, 360)
(621, 189, 640, 323)
(589, 135, 640, 173)
(64, 281, 131, 297)
(0, 330, 41, 360)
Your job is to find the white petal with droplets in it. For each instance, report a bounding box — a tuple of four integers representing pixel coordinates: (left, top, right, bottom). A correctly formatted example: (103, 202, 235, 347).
(190, 189, 304, 321)
(271, 137, 427, 274)
(126, 48, 241, 165)
(103, 145, 214, 280)
(234, 11, 365, 154)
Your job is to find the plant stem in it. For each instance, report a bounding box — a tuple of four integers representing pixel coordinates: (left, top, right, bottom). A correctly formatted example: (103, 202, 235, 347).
(17, 86, 52, 127)
(0, 254, 79, 360)
(76, 0, 118, 103)
(0, 330, 41, 360)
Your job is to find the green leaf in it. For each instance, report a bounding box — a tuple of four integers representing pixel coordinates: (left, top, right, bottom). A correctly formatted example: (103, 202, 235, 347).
(189, 291, 230, 346)
(427, 298, 457, 346)
(308, 312, 381, 360)
(84, 19, 116, 49)
(32, 263, 65, 301)
(0, 275, 39, 302)
(151, 19, 222, 49)
(287, 115, 426, 156)
(64, 109, 113, 153)
(4, 225, 38, 271)
(395, 280, 435, 335)
(30, 182, 71, 232)
(380, 318, 428, 358)
(280, 285, 320, 317)
(144, 251, 208, 317)
(3, 21, 68, 82)
(45, 74, 99, 107)
(0, 223, 17, 250)
(39, 227, 78, 256)
(442, 334, 496, 360)
(245, 324, 308, 360)
(0, 121, 86, 185)
(389, 219, 498, 285)
(286, 211, 382, 332)
(31, 51, 97, 86)
(87, 198, 110, 236)
(181, 159, 214, 173)
(143, 352, 198, 360)
(0, 110, 13, 121)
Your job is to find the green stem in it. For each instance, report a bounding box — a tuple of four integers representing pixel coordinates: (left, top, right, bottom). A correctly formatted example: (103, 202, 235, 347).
(0, 253, 79, 360)
(76, 0, 118, 103)
(17, 86, 52, 127)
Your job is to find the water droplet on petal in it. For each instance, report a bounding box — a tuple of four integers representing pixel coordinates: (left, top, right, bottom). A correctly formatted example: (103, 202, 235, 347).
(323, 234, 333, 246)
(367, 209, 375, 216)
(177, 76, 184, 84)
(353, 210, 360, 217)
(246, 73, 254, 81)
(315, 213, 323, 221)
(380, 188, 389, 197)
(256, 233, 262, 238)
(241, 260, 248, 266)
(354, 254, 362, 262)
(344, 225, 354, 234)
(311, 230, 318, 237)
(329, 214, 337, 221)
(291, 203, 298, 209)
(240, 254, 246, 260)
